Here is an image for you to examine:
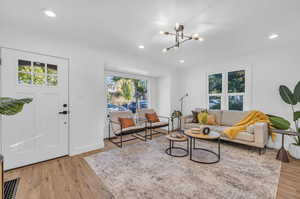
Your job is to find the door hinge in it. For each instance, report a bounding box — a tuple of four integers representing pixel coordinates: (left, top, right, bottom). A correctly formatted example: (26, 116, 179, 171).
(0, 58, 2, 66)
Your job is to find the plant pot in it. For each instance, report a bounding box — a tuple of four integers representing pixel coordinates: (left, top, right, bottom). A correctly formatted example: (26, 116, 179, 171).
(289, 143, 300, 159)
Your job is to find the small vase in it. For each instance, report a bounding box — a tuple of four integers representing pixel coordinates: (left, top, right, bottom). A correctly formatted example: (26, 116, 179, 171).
(289, 143, 300, 159)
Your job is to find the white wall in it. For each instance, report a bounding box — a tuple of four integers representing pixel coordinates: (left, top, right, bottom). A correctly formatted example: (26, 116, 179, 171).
(0, 29, 168, 155)
(175, 43, 300, 148)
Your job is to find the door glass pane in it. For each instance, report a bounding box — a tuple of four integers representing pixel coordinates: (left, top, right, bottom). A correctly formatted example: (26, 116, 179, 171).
(34, 73, 46, 85)
(47, 64, 58, 75)
(18, 73, 32, 84)
(106, 76, 148, 113)
(229, 95, 243, 111)
(47, 75, 58, 86)
(33, 62, 45, 73)
(209, 73, 222, 94)
(18, 60, 31, 72)
(209, 96, 221, 110)
(228, 70, 245, 93)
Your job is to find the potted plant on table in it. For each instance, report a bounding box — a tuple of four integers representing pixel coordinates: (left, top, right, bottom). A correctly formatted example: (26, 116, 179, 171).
(171, 110, 182, 131)
(279, 81, 300, 159)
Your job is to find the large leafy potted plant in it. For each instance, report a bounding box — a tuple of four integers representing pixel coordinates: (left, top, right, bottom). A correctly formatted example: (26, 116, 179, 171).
(0, 98, 33, 116)
(279, 81, 300, 159)
(0, 97, 32, 197)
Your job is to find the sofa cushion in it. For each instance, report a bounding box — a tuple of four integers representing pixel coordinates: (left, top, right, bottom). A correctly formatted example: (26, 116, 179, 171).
(185, 123, 202, 129)
(221, 110, 249, 126)
(199, 125, 254, 142)
(207, 114, 217, 125)
(200, 125, 229, 132)
(194, 108, 222, 125)
(207, 110, 222, 125)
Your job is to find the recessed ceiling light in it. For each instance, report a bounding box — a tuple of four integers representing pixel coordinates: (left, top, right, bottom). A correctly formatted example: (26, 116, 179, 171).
(179, 60, 185, 64)
(138, 45, 145, 49)
(268, 33, 279, 39)
(43, 10, 56, 18)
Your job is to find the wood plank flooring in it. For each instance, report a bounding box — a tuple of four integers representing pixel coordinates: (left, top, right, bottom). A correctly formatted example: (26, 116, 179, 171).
(4, 133, 300, 199)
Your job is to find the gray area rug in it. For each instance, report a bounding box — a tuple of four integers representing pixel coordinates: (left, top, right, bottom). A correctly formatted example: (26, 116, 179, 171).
(85, 136, 281, 199)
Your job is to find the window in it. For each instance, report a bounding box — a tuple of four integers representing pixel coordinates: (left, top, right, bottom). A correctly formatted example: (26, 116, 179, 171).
(227, 70, 245, 111)
(18, 60, 32, 85)
(106, 75, 149, 113)
(18, 59, 58, 86)
(207, 69, 247, 111)
(208, 73, 223, 110)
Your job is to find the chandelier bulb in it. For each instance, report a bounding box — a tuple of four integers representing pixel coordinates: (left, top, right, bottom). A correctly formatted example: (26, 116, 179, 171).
(162, 48, 168, 53)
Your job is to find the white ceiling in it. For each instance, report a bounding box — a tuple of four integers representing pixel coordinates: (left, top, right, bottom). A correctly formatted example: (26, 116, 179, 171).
(1, 0, 300, 68)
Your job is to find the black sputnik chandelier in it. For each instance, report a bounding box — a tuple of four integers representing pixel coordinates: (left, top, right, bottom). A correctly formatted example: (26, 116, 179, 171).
(160, 23, 203, 52)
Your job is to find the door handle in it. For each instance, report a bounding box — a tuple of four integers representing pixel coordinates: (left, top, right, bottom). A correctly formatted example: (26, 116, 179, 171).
(59, 111, 68, 115)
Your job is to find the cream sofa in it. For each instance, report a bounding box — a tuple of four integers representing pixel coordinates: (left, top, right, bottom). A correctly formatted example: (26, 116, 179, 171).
(181, 108, 269, 152)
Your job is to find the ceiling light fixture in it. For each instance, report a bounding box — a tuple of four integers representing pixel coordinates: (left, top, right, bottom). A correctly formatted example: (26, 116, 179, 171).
(269, 33, 279, 39)
(179, 60, 185, 64)
(43, 10, 56, 18)
(160, 23, 203, 52)
(138, 45, 145, 49)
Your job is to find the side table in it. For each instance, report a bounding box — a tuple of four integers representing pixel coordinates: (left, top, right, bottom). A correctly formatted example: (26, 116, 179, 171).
(272, 129, 298, 163)
(165, 134, 189, 157)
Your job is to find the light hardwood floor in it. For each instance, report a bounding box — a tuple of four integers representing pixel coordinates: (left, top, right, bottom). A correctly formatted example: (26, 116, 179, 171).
(4, 134, 300, 199)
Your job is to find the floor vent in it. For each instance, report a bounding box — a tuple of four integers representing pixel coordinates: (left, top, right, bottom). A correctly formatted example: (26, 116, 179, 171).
(4, 178, 20, 199)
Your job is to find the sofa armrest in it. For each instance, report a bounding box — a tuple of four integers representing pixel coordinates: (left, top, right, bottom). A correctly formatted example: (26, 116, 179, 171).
(253, 122, 269, 148)
(181, 115, 193, 124)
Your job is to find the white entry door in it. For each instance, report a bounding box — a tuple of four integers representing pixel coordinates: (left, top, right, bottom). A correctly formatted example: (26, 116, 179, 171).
(0, 48, 69, 170)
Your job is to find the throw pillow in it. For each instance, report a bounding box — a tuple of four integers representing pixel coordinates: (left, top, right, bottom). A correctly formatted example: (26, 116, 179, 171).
(192, 111, 199, 123)
(206, 114, 217, 125)
(119, 117, 135, 129)
(145, 112, 160, 123)
(197, 111, 208, 124)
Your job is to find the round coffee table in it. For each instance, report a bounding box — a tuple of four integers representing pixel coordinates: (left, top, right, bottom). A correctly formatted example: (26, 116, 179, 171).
(165, 133, 189, 157)
(184, 129, 221, 164)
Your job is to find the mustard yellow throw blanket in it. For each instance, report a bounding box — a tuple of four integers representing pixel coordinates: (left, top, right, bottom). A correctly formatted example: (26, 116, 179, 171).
(223, 110, 276, 141)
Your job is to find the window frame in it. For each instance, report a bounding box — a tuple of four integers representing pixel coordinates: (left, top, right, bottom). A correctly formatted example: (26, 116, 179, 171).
(104, 70, 152, 114)
(17, 59, 58, 87)
(206, 66, 252, 111)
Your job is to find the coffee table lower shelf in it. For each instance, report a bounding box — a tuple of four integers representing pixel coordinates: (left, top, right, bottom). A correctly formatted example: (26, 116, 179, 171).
(189, 137, 221, 164)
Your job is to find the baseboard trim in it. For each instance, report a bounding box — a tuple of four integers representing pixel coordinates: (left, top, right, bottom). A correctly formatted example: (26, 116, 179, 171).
(70, 141, 104, 156)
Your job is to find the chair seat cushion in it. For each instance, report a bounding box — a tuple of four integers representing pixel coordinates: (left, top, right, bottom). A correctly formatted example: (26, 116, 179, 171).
(148, 121, 169, 128)
(114, 125, 145, 135)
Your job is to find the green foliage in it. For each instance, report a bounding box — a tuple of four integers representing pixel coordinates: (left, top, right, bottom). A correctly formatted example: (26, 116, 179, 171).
(208, 73, 222, 94)
(120, 80, 133, 101)
(279, 85, 297, 105)
(0, 98, 33, 116)
(279, 81, 300, 145)
(228, 95, 243, 111)
(268, 115, 290, 130)
(294, 111, 300, 122)
(171, 110, 182, 119)
(228, 70, 245, 93)
(294, 81, 300, 102)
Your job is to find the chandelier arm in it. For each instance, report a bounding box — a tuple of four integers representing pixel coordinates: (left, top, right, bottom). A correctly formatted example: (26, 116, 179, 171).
(165, 38, 192, 50)
(182, 34, 193, 39)
(178, 38, 192, 45)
